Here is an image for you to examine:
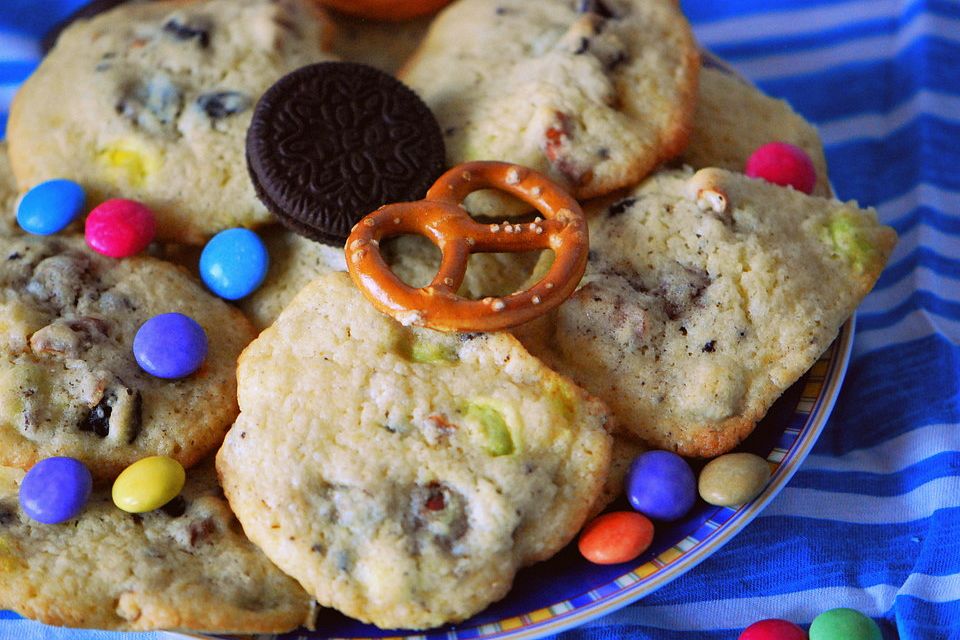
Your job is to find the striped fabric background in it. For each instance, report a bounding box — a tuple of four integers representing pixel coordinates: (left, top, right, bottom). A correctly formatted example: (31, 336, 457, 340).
(0, 1, 958, 639)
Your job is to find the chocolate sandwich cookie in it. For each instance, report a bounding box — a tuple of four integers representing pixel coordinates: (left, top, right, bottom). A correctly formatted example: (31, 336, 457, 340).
(246, 62, 446, 246)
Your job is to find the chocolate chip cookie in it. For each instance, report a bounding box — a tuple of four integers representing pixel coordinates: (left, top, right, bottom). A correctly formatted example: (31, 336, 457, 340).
(8, 0, 335, 244)
(218, 272, 613, 629)
(515, 167, 896, 456)
(0, 461, 314, 632)
(0, 235, 255, 479)
(400, 0, 699, 216)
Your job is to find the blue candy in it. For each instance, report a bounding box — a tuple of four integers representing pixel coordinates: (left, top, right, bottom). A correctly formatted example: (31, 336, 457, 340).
(626, 450, 697, 521)
(16, 179, 85, 235)
(19, 457, 92, 524)
(134, 313, 208, 379)
(199, 228, 269, 300)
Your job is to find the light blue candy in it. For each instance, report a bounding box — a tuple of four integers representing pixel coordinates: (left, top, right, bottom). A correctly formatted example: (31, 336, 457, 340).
(16, 179, 85, 235)
(199, 228, 269, 300)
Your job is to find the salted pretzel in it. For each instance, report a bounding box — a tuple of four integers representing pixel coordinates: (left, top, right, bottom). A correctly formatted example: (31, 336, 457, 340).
(345, 161, 589, 332)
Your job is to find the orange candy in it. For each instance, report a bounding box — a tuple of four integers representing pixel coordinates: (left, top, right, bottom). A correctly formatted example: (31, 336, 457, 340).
(317, 0, 452, 21)
(578, 512, 655, 565)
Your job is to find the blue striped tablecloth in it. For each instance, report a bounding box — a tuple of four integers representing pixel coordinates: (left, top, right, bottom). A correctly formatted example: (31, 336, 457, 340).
(1, 1, 958, 639)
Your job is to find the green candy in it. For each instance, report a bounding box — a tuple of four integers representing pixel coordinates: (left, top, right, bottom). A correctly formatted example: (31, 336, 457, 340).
(465, 402, 514, 456)
(809, 608, 882, 640)
(821, 213, 877, 272)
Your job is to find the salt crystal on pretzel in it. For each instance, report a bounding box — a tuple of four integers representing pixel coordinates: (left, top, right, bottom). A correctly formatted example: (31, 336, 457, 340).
(345, 161, 589, 332)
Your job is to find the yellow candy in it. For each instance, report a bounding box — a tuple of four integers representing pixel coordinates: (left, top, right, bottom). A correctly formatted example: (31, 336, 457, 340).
(112, 456, 185, 513)
(96, 138, 161, 187)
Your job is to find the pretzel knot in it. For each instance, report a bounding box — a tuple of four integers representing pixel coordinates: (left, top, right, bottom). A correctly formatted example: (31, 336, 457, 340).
(345, 161, 589, 332)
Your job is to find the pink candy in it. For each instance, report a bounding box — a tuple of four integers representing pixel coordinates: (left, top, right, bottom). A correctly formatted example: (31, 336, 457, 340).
(740, 618, 807, 640)
(745, 142, 817, 195)
(85, 199, 156, 258)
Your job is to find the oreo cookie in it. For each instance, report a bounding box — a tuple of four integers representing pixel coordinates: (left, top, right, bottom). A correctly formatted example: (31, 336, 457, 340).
(246, 62, 446, 246)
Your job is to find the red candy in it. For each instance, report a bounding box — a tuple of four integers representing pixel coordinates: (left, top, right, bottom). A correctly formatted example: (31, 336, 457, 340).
(745, 142, 817, 195)
(85, 199, 157, 258)
(578, 511, 654, 565)
(740, 618, 808, 640)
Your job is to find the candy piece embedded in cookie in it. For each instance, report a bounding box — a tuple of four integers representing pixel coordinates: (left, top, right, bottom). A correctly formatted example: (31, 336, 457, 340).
(8, 0, 335, 244)
(217, 271, 613, 629)
(514, 167, 897, 457)
(682, 66, 831, 198)
(0, 235, 255, 479)
(247, 62, 446, 246)
(400, 0, 699, 216)
(0, 461, 315, 632)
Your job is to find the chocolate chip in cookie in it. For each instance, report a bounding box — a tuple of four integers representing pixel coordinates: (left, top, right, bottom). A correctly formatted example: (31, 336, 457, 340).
(246, 62, 446, 246)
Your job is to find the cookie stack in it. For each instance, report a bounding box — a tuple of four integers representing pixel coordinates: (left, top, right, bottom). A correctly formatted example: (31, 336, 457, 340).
(0, 0, 895, 634)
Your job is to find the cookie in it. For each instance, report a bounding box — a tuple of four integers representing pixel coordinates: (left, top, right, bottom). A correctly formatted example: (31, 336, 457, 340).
(239, 227, 347, 330)
(399, 0, 699, 216)
(0, 235, 256, 479)
(0, 144, 21, 237)
(682, 66, 832, 198)
(8, 0, 335, 244)
(217, 271, 613, 629)
(241, 228, 541, 330)
(514, 168, 897, 456)
(0, 461, 314, 632)
(246, 62, 446, 245)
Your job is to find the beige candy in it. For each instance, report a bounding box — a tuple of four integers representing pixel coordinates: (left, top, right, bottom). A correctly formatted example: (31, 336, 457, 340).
(698, 452, 772, 506)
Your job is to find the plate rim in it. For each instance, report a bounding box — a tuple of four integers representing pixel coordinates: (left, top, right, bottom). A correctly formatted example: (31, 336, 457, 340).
(165, 316, 855, 640)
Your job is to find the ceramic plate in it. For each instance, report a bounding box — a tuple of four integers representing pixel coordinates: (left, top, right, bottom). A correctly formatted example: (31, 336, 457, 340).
(171, 318, 854, 640)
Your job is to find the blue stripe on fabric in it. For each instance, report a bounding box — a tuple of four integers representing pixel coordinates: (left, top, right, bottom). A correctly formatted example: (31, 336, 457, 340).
(0, 0, 89, 39)
(561, 626, 736, 640)
(790, 451, 960, 496)
(756, 37, 960, 125)
(818, 334, 960, 455)
(858, 291, 960, 331)
(0, 60, 38, 84)
(680, 0, 883, 24)
(825, 116, 960, 204)
(894, 596, 960, 639)
(0, 611, 21, 620)
(875, 248, 960, 290)
(708, 7, 912, 60)
(889, 205, 960, 237)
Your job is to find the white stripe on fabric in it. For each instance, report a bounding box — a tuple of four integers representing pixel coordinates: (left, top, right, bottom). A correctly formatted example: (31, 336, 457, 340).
(622, 578, 960, 629)
(860, 268, 958, 316)
(818, 89, 960, 145)
(876, 182, 960, 224)
(761, 476, 960, 523)
(731, 15, 960, 81)
(804, 422, 960, 473)
(0, 32, 40, 62)
(693, 0, 899, 48)
(853, 308, 960, 357)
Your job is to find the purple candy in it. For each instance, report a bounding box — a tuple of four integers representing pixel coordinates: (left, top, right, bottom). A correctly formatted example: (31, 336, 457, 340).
(133, 313, 208, 379)
(626, 450, 697, 521)
(19, 457, 93, 524)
